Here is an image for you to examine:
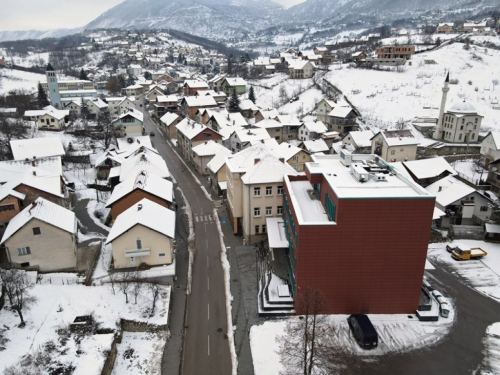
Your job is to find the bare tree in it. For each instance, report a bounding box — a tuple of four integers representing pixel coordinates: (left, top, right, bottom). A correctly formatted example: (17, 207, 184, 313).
(107, 270, 118, 295)
(0, 114, 30, 159)
(278, 286, 328, 375)
(0, 269, 38, 326)
(117, 272, 133, 304)
(395, 118, 406, 130)
(147, 281, 161, 316)
(131, 271, 143, 304)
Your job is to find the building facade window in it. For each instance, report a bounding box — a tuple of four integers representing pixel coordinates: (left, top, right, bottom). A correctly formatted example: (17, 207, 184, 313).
(136, 239, 142, 249)
(254, 207, 261, 217)
(277, 206, 283, 215)
(266, 186, 272, 196)
(262, 225, 267, 233)
(266, 207, 272, 216)
(480, 206, 488, 212)
(277, 186, 284, 195)
(33, 227, 41, 235)
(18, 247, 31, 256)
(255, 225, 260, 234)
(254, 187, 261, 197)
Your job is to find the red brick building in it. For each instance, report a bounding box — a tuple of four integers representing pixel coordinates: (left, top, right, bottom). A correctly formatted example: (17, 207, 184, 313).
(282, 151, 435, 314)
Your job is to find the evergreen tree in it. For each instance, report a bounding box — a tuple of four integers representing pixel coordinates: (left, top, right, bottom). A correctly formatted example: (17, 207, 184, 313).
(248, 86, 256, 104)
(244, 52, 251, 63)
(80, 97, 90, 120)
(79, 69, 88, 80)
(228, 88, 240, 113)
(177, 53, 183, 64)
(144, 71, 152, 80)
(37, 83, 50, 108)
(126, 75, 135, 87)
(201, 66, 206, 75)
(117, 75, 126, 88)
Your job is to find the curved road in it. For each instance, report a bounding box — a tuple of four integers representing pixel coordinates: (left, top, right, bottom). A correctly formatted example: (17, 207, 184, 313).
(142, 111, 232, 375)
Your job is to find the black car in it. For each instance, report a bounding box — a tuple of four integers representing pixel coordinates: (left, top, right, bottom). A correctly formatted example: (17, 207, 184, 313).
(347, 314, 378, 349)
(150, 132, 155, 136)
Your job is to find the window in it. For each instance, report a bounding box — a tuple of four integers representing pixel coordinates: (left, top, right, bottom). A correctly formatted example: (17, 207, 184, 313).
(158, 253, 166, 257)
(462, 119, 465, 124)
(254, 207, 261, 217)
(0, 204, 15, 212)
(480, 206, 488, 212)
(277, 206, 283, 215)
(460, 125, 464, 130)
(459, 134, 462, 140)
(18, 247, 31, 256)
(472, 133, 475, 139)
(136, 239, 142, 249)
(266, 186, 272, 196)
(255, 225, 260, 234)
(277, 186, 284, 195)
(303, 154, 307, 159)
(33, 227, 41, 235)
(391, 150, 395, 155)
(266, 207, 272, 216)
(325, 193, 336, 221)
(474, 125, 477, 130)
(40, 119, 45, 123)
(400, 148, 404, 151)
(275, 129, 280, 133)
(262, 225, 267, 233)
(475, 118, 478, 123)
(254, 187, 261, 197)
(51, 118, 55, 123)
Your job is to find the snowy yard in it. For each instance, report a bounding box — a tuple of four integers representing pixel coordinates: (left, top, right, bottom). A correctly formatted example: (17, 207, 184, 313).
(112, 332, 168, 375)
(482, 323, 500, 375)
(427, 240, 500, 300)
(451, 159, 487, 183)
(251, 310, 455, 375)
(325, 42, 500, 131)
(0, 282, 170, 373)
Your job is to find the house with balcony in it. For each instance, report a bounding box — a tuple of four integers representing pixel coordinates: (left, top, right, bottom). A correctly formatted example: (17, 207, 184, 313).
(342, 130, 374, 154)
(298, 121, 328, 141)
(254, 119, 284, 143)
(154, 95, 179, 118)
(274, 143, 312, 172)
(122, 84, 144, 97)
(280, 151, 435, 314)
(180, 95, 218, 119)
(221, 77, 247, 96)
(426, 175, 493, 228)
(327, 106, 358, 134)
(112, 108, 144, 138)
(106, 97, 136, 116)
(371, 129, 419, 162)
(287, 60, 315, 79)
(192, 140, 232, 176)
(160, 112, 181, 139)
(316, 98, 339, 124)
(106, 198, 175, 270)
(275, 115, 302, 141)
(437, 23, 454, 33)
(226, 143, 298, 242)
(228, 127, 271, 153)
(183, 80, 209, 96)
(106, 170, 173, 222)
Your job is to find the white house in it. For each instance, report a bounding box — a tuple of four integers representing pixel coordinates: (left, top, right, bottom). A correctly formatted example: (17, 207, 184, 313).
(480, 131, 500, 167)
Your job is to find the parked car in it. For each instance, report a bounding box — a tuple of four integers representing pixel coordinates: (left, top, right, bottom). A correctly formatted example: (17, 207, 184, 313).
(150, 132, 155, 136)
(347, 314, 378, 349)
(446, 242, 468, 253)
(289, 96, 299, 103)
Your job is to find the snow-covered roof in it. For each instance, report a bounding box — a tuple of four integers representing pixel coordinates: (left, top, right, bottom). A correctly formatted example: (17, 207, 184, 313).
(224, 77, 246, 86)
(485, 223, 500, 234)
(433, 206, 446, 220)
(346, 130, 374, 148)
(425, 176, 475, 207)
(403, 157, 457, 180)
(301, 139, 329, 153)
(182, 95, 217, 107)
(438, 23, 454, 27)
(176, 118, 209, 140)
(125, 84, 143, 90)
(448, 100, 477, 114)
(192, 140, 231, 157)
(184, 79, 209, 88)
(258, 108, 279, 119)
(234, 127, 271, 143)
(211, 112, 248, 128)
(254, 118, 282, 129)
(275, 142, 305, 161)
(1, 197, 76, 244)
(250, 138, 280, 150)
(266, 217, 289, 249)
(118, 151, 170, 181)
(10, 137, 65, 161)
(106, 198, 175, 243)
(156, 95, 179, 103)
(239, 99, 259, 111)
(287, 59, 314, 70)
(226, 143, 276, 173)
(94, 151, 124, 167)
(86, 97, 108, 109)
(241, 154, 298, 184)
(106, 170, 173, 207)
(484, 131, 500, 150)
(373, 129, 419, 147)
(116, 136, 153, 153)
(0, 156, 62, 179)
(207, 148, 232, 173)
(275, 115, 301, 126)
(328, 106, 354, 118)
(160, 112, 180, 126)
(114, 108, 143, 123)
(302, 121, 327, 134)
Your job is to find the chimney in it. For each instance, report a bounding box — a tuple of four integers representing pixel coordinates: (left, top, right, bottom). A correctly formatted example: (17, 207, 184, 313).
(438, 186, 442, 192)
(31, 156, 36, 167)
(254, 158, 260, 164)
(33, 170, 36, 176)
(138, 204, 143, 211)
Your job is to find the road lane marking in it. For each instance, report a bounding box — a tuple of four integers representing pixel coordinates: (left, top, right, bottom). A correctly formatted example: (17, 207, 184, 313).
(208, 303, 210, 319)
(208, 335, 210, 356)
(206, 239, 208, 248)
(207, 277, 210, 291)
(207, 256, 209, 268)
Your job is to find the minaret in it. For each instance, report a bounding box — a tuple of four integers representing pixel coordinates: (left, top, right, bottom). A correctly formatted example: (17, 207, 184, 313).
(45, 63, 61, 109)
(434, 72, 450, 140)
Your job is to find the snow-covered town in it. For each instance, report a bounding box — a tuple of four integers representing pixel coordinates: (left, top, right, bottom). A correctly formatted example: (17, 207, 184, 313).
(0, 1, 500, 374)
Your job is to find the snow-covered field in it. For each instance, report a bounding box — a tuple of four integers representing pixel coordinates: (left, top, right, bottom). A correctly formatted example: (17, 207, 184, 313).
(0, 69, 45, 95)
(427, 240, 500, 300)
(325, 42, 500, 131)
(0, 283, 170, 373)
(251, 310, 455, 375)
(482, 323, 500, 375)
(451, 159, 488, 183)
(112, 332, 168, 375)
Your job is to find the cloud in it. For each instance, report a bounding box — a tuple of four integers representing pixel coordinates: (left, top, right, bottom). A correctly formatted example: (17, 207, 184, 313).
(0, 0, 125, 31)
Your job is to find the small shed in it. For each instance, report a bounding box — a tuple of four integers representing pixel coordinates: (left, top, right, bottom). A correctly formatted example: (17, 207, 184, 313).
(485, 223, 500, 242)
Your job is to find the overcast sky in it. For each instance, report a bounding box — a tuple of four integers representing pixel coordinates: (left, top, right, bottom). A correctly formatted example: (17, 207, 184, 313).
(0, 0, 307, 31)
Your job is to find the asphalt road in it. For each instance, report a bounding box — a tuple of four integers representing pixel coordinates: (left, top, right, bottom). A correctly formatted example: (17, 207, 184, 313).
(142, 111, 232, 375)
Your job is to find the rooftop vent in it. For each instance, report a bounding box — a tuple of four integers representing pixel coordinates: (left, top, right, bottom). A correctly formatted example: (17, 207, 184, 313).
(307, 189, 319, 200)
(137, 204, 143, 211)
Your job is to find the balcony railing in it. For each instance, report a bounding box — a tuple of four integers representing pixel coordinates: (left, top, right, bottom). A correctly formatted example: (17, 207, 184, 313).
(124, 248, 151, 258)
